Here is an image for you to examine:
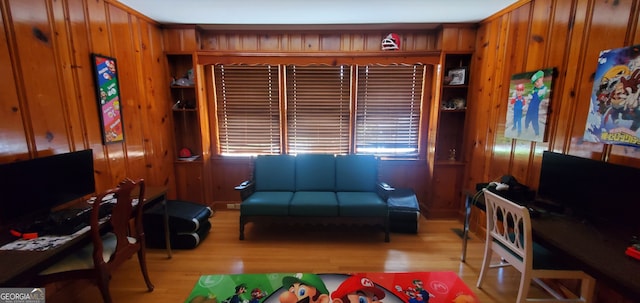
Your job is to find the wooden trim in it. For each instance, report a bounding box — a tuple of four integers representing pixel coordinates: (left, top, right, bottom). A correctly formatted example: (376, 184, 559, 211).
(196, 51, 441, 66)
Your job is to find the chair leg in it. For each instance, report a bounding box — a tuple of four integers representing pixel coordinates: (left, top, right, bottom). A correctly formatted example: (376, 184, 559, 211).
(516, 272, 531, 303)
(476, 240, 493, 288)
(137, 248, 155, 291)
(580, 275, 595, 303)
(239, 216, 246, 240)
(96, 269, 113, 303)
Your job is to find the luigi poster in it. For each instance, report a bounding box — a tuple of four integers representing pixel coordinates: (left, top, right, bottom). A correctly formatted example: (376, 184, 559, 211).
(505, 68, 554, 142)
(186, 272, 477, 303)
(583, 44, 640, 147)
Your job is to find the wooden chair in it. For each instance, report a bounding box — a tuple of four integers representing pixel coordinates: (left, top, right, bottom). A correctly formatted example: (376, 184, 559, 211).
(476, 189, 595, 303)
(36, 178, 154, 303)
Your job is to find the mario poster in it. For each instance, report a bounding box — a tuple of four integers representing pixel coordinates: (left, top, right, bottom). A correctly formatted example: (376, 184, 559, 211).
(584, 44, 640, 147)
(504, 68, 554, 142)
(92, 54, 125, 144)
(186, 272, 478, 303)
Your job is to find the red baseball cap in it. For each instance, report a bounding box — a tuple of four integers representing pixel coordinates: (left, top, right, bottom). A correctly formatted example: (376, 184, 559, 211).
(331, 276, 385, 300)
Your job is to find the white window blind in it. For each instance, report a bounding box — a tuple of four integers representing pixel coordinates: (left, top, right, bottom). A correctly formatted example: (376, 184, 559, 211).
(355, 64, 424, 157)
(285, 65, 351, 155)
(214, 64, 281, 155)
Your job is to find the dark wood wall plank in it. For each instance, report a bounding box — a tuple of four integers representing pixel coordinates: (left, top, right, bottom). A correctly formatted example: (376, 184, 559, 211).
(0, 0, 176, 198)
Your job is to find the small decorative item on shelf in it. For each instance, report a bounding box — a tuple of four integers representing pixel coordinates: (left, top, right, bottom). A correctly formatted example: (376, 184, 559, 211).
(171, 68, 195, 87)
(448, 148, 456, 161)
(178, 147, 201, 161)
(442, 98, 466, 110)
(447, 67, 467, 85)
(442, 100, 455, 110)
(452, 98, 466, 109)
(173, 100, 196, 110)
(443, 75, 452, 85)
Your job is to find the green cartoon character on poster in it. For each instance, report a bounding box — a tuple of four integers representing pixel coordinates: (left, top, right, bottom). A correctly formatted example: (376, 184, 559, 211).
(279, 273, 330, 303)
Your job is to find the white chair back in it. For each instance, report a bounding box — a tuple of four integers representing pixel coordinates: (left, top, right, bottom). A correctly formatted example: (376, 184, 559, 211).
(483, 188, 533, 269)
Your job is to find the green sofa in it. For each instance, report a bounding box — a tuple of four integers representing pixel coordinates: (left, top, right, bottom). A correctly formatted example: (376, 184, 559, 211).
(235, 154, 393, 242)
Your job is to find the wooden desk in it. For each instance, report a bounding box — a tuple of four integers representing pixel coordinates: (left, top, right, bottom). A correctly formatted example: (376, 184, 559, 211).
(0, 186, 169, 286)
(461, 191, 640, 301)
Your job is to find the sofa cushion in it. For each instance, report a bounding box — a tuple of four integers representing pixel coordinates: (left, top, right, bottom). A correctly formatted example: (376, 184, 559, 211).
(335, 155, 378, 192)
(337, 192, 388, 216)
(289, 191, 339, 216)
(241, 192, 294, 216)
(295, 154, 336, 191)
(254, 155, 296, 191)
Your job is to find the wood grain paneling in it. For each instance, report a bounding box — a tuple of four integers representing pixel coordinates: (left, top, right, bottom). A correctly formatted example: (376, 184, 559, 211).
(0, 0, 176, 205)
(200, 30, 440, 52)
(162, 27, 198, 52)
(0, 5, 29, 161)
(9, 0, 69, 154)
(467, 0, 640, 198)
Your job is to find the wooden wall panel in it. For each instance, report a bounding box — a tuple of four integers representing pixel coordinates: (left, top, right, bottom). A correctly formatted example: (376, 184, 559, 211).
(466, 3, 640, 301)
(467, 0, 640, 197)
(0, 7, 29, 161)
(109, 6, 142, 183)
(199, 30, 440, 52)
(162, 27, 198, 52)
(137, 22, 176, 189)
(0, 0, 176, 203)
(566, 0, 635, 160)
(9, 0, 69, 155)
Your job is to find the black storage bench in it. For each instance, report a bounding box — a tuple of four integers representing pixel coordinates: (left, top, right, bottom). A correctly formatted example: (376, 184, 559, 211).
(388, 189, 421, 233)
(144, 200, 213, 249)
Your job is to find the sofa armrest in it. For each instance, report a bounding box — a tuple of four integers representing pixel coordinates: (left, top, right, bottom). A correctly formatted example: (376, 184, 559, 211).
(377, 182, 395, 201)
(235, 180, 255, 201)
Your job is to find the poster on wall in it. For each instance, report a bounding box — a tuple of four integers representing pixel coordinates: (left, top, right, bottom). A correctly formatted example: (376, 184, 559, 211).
(583, 44, 640, 147)
(504, 68, 554, 142)
(91, 53, 124, 144)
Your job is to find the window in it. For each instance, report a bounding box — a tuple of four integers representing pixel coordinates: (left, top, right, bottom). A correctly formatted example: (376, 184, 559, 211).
(214, 64, 281, 155)
(286, 65, 350, 154)
(355, 64, 424, 157)
(211, 63, 425, 158)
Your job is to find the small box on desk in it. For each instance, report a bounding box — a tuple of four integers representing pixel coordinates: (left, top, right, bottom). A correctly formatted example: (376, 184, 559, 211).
(388, 189, 420, 234)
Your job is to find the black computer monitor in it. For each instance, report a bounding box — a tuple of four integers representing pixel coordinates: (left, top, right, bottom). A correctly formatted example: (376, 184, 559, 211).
(0, 149, 95, 224)
(538, 151, 640, 230)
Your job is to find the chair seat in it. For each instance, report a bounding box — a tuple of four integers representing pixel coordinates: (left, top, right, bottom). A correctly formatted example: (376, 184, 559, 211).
(494, 234, 577, 270)
(39, 233, 135, 275)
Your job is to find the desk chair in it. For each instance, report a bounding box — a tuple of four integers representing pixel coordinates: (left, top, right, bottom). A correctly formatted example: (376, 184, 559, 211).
(476, 189, 594, 303)
(36, 178, 154, 303)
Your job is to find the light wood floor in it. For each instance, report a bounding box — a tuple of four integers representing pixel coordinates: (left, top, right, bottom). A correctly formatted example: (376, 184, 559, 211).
(46, 210, 531, 303)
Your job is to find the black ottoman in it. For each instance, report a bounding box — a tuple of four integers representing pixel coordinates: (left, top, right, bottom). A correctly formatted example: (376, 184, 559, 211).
(144, 200, 213, 249)
(388, 189, 421, 233)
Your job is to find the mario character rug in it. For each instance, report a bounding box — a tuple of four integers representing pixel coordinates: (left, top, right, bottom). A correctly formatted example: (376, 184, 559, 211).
(186, 272, 478, 303)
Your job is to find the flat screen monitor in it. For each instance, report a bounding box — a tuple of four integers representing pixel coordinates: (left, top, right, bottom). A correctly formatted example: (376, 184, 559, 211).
(538, 151, 640, 231)
(0, 149, 95, 224)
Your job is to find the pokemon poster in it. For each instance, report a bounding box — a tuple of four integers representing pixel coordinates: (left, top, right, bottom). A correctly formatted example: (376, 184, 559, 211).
(584, 44, 640, 147)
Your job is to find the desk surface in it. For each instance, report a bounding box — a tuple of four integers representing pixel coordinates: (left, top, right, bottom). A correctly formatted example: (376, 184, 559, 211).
(0, 186, 167, 286)
(533, 214, 640, 300)
(465, 191, 640, 301)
